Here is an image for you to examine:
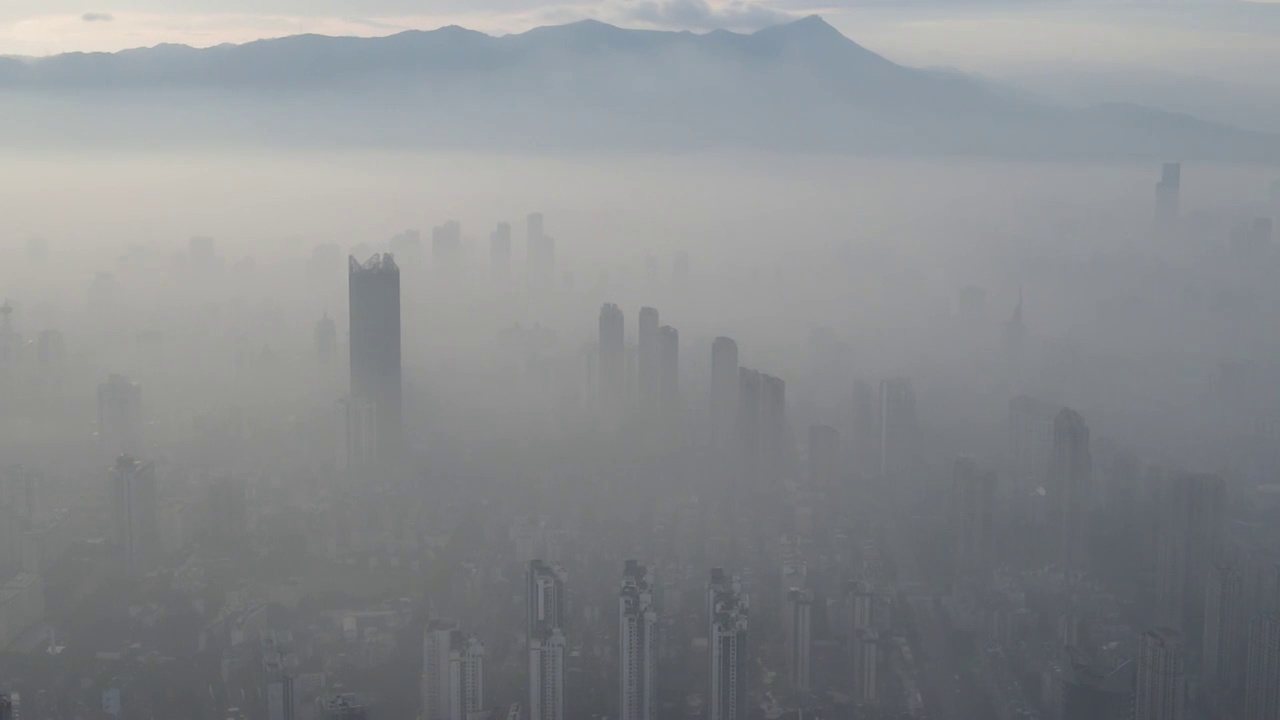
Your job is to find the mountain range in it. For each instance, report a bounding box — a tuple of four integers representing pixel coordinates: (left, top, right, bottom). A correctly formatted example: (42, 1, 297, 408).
(0, 16, 1275, 160)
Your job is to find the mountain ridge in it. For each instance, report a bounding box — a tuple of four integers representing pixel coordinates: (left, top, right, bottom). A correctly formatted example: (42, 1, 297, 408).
(0, 15, 1274, 161)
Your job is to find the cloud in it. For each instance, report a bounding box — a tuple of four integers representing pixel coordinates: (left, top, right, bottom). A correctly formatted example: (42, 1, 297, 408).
(81, 12, 114, 22)
(612, 0, 793, 31)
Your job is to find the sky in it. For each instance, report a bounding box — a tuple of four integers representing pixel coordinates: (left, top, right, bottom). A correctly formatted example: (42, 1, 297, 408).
(3, 0, 1280, 83)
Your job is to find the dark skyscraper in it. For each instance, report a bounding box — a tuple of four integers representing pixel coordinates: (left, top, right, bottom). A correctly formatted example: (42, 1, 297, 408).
(348, 254, 401, 452)
(1136, 628, 1186, 720)
(1050, 408, 1092, 574)
(599, 304, 625, 414)
(638, 308, 660, 408)
(1246, 613, 1280, 720)
(1156, 473, 1225, 654)
(658, 325, 678, 414)
(761, 374, 786, 481)
(953, 457, 997, 575)
(1204, 560, 1248, 709)
(711, 337, 739, 449)
(738, 368, 763, 480)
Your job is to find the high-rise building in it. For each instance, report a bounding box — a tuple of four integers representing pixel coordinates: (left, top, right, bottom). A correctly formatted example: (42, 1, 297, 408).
(709, 570, 749, 720)
(1049, 408, 1092, 573)
(658, 326, 678, 414)
(1155, 162, 1181, 232)
(1246, 613, 1280, 720)
(1155, 473, 1225, 652)
(1135, 628, 1185, 720)
(953, 457, 997, 575)
(109, 455, 158, 576)
(315, 312, 337, 366)
(527, 213, 555, 282)
(619, 561, 658, 720)
(529, 629, 565, 720)
(1204, 561, 1248, 706)
(807, 425, 839, 490)
(491, 222, 512, 277)
(336, 396, 377, 475)
(527, 560, 569, 641)
(762, 374, 787, 482)
(0, 692, 12, 720)
(432, 221, 462, 266)
(424, 620, 485, 720)
(348, 254, 401, 452)
(599, 304, 626, 414)
(97, 374, 143, 456)
(637, 308, 660, 408)
(711, 338, 739, 449)
(784, 588, 813, 692)
(738, 369, 763, 479)
(1009, 396, 1059, 502)
(878, 378, 917, 483)
(852, 629, 879, 704)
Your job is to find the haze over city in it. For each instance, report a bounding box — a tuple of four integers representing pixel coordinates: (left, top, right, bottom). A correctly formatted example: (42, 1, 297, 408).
(2, 1, 1280, 720)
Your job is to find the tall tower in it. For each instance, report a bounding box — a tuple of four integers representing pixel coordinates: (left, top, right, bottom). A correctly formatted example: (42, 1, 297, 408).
(807, 425, 839, 491)
(637, 308, 660, 408)
(852, 628, 879, 705)
(97, 374, 143, 457)
(737, 369, 763, 481)
(348, 254, 402, 453)
(423, 621, 484, 720)
(784, 588, 812, 693)
(1155, 473, 1225, 653)
(1136, 628, 1185, 720)
(761, 374, 786, 482)
(618, 561, 658, 720)
(527, 212, 554, 283)
(599, 304, 625, 415)
(708, 569, 749, 720)
(710, 338, 739, 449)
(1049, 408, 1092, 574)
(878, 378, 917, 484)
(953, 457, 997, 575)
(109, 455, 158, 576)
(1008, 396, 1058, 502)
(1204, 561, 1248, 707)
(658, 326, 678, 414)
(490, 222, 512, 277)
(315, 312, 337, 366)
(1246, 613, 1280, 720)
(529, 629, 566, 720)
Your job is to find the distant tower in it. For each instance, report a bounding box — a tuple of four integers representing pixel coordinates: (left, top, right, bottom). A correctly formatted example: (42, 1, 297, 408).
(1008, 396, 1059, 504)
(877, 378, 917, 484)
(637, 308, 660, 408)
(1246, 613, 1280, 720)
(708, 569, 749, 720)
(432, 221, 462, 267)
(527, 213, 555, 283)
(315, 312, 337, 366)
(953, 457, 997, 575)
(784, 588, 813, 692)
(1137, 628, 1186, 720)
(97, 374, 143, 457)
(529, 629, 565, 720)
(761, 374, 786, 482)
(1049, 408, 1092, 574)
(1155, 162, 1182, 232)
(852, 628, 879, 705)
(1155, 473, 1225, 653)
(599, 304, 625, 414)
(348, 254, 402, 453)
(658, 326, 679, 414)
(737, 368, 763, 480)
(424, 620, 484, 720)
(619, 562, 659, 720)
(1002, 289, 1026, 351)
(491, 222, 512, 277)
(1204, 561, 1248, 706)
(110, 455, 158, 576)
(0, 300, 17, 374)
(710, 338, 739, 449)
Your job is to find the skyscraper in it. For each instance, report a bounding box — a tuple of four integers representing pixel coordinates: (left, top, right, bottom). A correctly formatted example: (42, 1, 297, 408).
(315, 312, 336, 366)
(1246, 613, 1280, 720)
(491, 222, 512, 277)
(619, 561, 658, 720)
(738, 368, 763, 479)
(599, 304, 625, 414)
(1009, 396, 1059, 502)
(878, 378, 917, 483)
(709, 569, 749, 720)
(710, 338, 739, 449)
(1155, 473, 1225, 652)
(953, 457, 997, 575)
(1135, 628, 1185, 720)
(807, 425, 839, 490)
(784, 588, 813, 692)
(110, 455, 158, 576)
(1155, 162, 1181, 232)
(432, 221, 462, 267)
(527, 560, 569, 641)
(97, 374, 143, 456)
(658, 326, 678, 414)
(1204, 561, 1248, 707)
(761, 374, 787, 482)
(637, 308, 659, 408)
(348, 254, 401, 452)
(527, 212, 554, 283)
(336, 396, 377, 475)
(424, 620, 484, 720)
(529, 629, 566, 720)
(1049, 408, 1092, 573)
(852, 629, 879, 705)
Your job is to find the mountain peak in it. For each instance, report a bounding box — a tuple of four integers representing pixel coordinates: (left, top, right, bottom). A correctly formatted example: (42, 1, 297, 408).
(761, 14, 843, 39)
